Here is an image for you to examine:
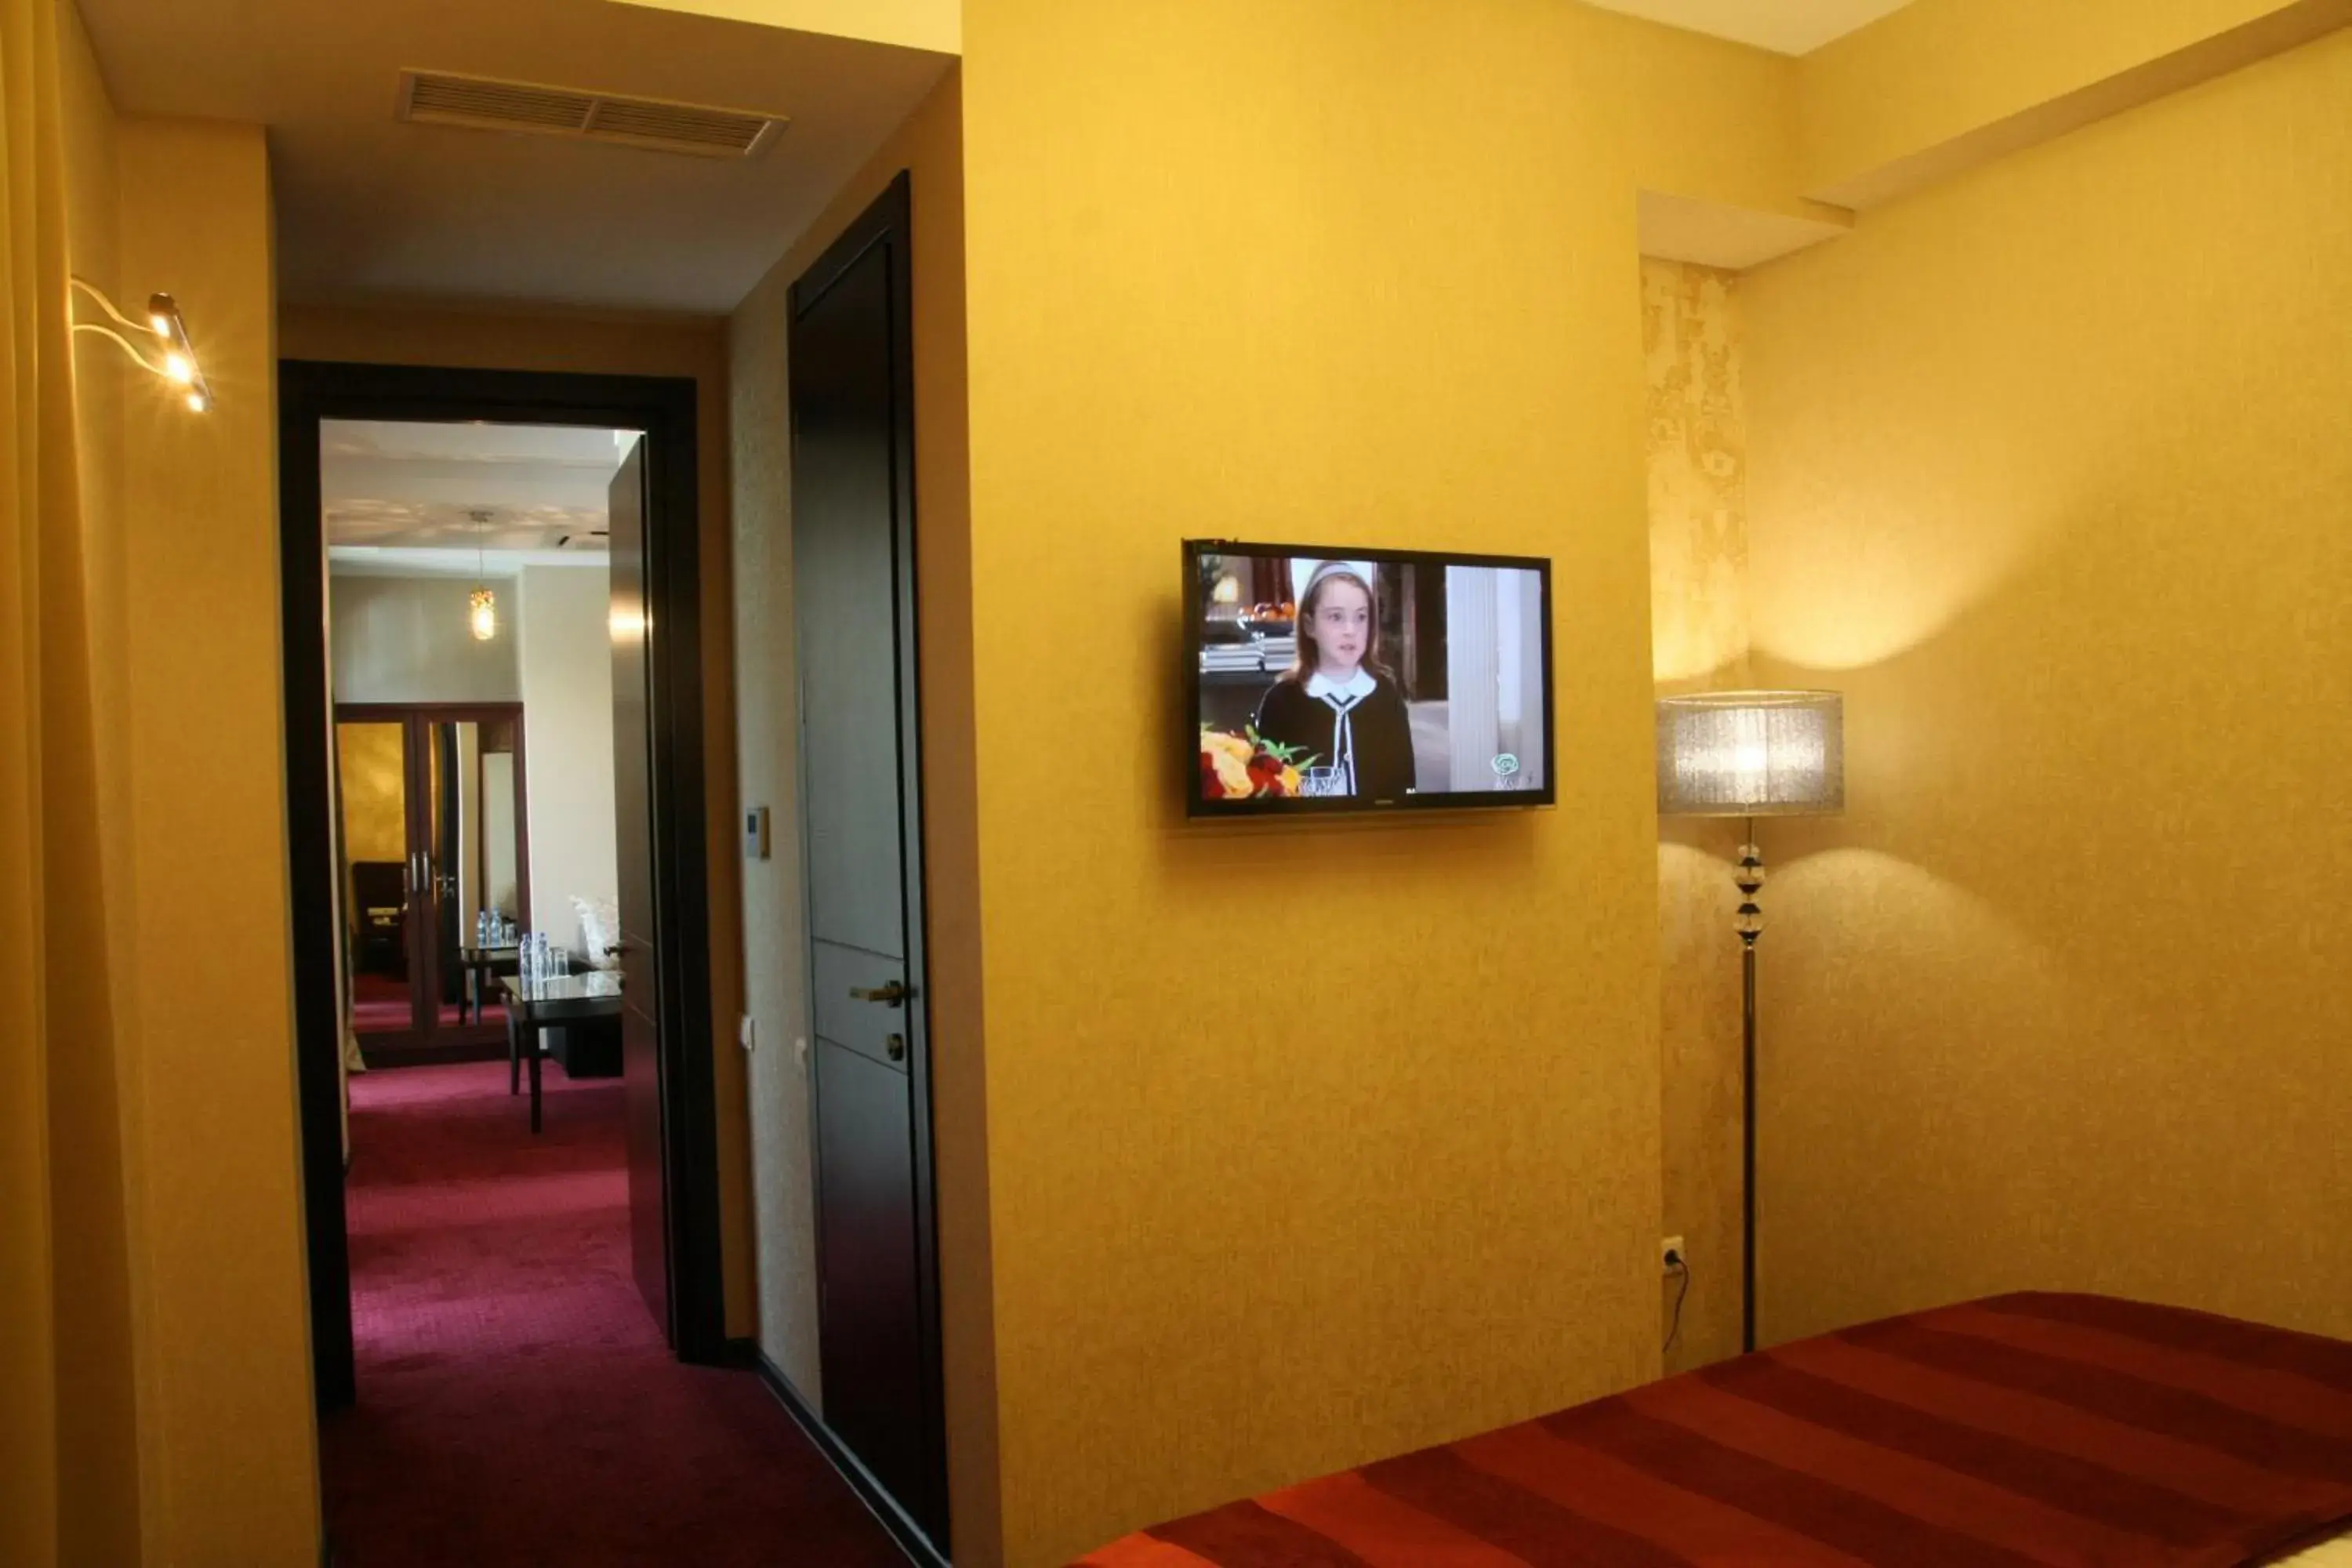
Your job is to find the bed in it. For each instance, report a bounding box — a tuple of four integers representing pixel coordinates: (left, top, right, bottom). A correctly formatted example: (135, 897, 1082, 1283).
(1074, 1293, 2352, 1566)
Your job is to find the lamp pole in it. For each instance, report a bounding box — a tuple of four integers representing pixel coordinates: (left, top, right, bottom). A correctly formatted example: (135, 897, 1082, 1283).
(1736, 826, 1764, 1354)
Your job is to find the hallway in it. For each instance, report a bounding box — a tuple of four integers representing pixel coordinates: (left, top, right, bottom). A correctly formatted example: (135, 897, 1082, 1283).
(323, 1062, 906, 1566)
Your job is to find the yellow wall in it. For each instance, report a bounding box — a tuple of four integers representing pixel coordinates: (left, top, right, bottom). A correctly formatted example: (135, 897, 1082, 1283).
(1581, 4, 1825, 230)
(278, 303, 757, 1340)
(1798, 0, 2347, 204)
(54, 4, 149, 1562)
(20, 2, 150, 1560)
(114, 117, 322, 1563)
(1742, 27, 2352, 1344)
(723, 66, 999, 1556)
(1641, 258, 1752, 1374)
(32, 6, 321, 1559)
(956, 1, 1736, 1558)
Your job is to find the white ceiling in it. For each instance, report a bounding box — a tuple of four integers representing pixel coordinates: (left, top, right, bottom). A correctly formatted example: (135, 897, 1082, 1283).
(323, 420, 631, 571)
(1583, 0, 1916, 54)
(75, 0, 953, 313)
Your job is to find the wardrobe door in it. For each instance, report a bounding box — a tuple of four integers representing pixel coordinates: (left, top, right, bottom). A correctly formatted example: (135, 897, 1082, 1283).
(337, 715, 429, 1047)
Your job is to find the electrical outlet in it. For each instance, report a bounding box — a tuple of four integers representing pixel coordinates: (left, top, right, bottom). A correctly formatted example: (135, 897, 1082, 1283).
(1661, 1236, 1686, 1275)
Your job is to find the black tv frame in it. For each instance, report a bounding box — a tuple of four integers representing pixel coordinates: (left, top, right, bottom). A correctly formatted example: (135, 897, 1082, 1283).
(1182, 538, 1557, 818)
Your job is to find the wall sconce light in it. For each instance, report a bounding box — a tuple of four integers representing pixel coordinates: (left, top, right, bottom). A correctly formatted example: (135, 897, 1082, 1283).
(68, 278, 213, 412)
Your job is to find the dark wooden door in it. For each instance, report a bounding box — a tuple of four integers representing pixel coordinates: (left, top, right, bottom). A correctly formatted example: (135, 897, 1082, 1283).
(610, 437, 670, 1334)
(791, 174, 946, 1548)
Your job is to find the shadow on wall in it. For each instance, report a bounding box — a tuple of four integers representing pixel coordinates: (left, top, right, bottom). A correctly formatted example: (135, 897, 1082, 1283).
(1752, 522, 2334, 1007)
(1744, 465, 2347, 1339)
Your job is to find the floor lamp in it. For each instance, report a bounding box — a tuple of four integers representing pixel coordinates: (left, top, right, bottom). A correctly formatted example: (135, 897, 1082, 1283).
(1656, 690, 1844, 1354)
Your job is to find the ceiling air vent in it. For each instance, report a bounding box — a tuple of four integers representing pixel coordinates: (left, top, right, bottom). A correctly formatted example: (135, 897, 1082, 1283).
(397, 69, 785, 159)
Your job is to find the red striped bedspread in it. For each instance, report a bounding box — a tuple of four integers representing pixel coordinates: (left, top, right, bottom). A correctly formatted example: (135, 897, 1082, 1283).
(1073, 1293, 2352, 1567)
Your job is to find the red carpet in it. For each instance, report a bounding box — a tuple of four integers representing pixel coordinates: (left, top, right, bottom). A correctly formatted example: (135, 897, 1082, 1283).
(323, 1062, 906, 1566)
(351, 970, 501, 1033)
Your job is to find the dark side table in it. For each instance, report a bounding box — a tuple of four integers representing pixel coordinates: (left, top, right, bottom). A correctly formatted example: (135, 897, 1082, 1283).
(457, 943, 519, 1024)
(498, 972, 622, 1134)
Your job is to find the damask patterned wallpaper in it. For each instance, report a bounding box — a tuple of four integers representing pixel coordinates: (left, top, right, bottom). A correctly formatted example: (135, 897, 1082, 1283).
(1642, 256, 1751, 1373)
(1642, 258, 1749, 692)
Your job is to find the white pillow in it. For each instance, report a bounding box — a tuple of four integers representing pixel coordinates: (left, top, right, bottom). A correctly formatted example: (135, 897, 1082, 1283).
(572, 895, 622, 969)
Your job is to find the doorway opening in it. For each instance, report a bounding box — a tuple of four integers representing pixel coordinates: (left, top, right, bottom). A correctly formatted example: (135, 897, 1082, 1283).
(281, 365, 725, 1425)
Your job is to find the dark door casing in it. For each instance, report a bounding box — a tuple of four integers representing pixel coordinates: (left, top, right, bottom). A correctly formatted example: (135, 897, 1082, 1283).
(790, 172, 949, 1550)
(281, 361, 724, 1414)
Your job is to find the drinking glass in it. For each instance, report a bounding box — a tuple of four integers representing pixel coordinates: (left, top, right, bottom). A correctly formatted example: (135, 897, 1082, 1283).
(1301, 766, 1346, 798)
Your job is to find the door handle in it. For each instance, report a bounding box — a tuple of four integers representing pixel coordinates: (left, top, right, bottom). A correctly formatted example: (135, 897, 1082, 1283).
(849, 981, 910, 1007)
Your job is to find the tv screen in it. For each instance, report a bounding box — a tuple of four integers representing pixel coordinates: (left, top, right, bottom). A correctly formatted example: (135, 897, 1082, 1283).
(1186, 539, 1554, 815)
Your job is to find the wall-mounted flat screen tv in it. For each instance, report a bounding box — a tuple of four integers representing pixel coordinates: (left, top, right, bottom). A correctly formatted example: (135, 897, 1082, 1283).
(1186, 540, 1554, 816)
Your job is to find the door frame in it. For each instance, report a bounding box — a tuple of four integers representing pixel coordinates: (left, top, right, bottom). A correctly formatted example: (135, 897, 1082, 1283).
(281, 361, 725, 1409)
(332, 700, 532, 1059)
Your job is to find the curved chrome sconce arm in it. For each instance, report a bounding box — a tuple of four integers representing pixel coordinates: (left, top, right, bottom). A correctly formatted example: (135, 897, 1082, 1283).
(68, 277, 212, 412)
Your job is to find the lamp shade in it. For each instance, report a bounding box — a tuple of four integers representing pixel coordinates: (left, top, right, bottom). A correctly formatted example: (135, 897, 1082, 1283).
(1657, 690, 1843, 818)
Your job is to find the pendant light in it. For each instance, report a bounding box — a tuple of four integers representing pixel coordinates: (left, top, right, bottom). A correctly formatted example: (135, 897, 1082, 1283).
(468, 510, 499, 641)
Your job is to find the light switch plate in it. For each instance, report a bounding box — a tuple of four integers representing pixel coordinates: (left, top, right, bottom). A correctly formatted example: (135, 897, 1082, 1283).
(744, 805, 771, 860)
(738, 1014, 756, 1051)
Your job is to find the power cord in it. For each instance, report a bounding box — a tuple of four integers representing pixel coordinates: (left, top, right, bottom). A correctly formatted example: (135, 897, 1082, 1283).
(1663, 1247, 1692, 1356)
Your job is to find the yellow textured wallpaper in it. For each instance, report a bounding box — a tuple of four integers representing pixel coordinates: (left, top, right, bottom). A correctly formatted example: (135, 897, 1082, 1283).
(1743, 28, 2352, 1345)
(115, 116, 323, 1562)
(1641, 258, 1751, 1374)
(1798, 0, 2335, 198)
(956, 1, 1772, 1558)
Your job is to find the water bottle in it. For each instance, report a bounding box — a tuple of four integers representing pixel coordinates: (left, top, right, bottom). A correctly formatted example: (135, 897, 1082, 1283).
(521, 932, 537, 989)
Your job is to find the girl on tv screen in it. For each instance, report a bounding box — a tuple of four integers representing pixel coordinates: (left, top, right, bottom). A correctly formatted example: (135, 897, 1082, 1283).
(1251, 561, 1416, 798)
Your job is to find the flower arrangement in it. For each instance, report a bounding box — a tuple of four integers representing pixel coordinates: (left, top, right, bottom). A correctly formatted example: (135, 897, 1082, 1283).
(1200, 726, 1312, 800)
